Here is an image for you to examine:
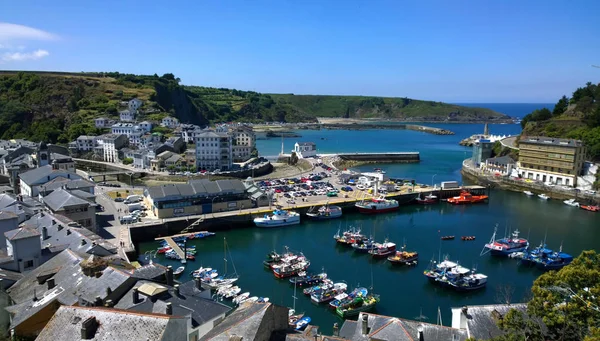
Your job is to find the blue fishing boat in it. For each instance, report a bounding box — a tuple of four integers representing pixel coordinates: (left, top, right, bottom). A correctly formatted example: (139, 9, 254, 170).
(329, 287, 368, 310)
(289, 271, 327, 287)
(519, 243, 553, 267)
(536, 250, 573, 270)
(295, 316, 311, 331)
(351, 238, 376, 253)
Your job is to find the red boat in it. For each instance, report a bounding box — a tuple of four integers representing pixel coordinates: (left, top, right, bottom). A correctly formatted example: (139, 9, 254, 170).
(415, 193, 438, 204)
(157, 247, 172, 254)
(368, 242, 396, 258)
(355, 196, 399, 214)
(273, 261, 310, 279)
(447, 191, 488, 205)
(581, 205, 600, 212)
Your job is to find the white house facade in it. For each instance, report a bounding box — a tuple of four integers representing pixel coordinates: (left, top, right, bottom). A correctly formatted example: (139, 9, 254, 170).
(293, 142, 317, 158)
(161, 116, 180, 128)
(195, 130, 232, 171)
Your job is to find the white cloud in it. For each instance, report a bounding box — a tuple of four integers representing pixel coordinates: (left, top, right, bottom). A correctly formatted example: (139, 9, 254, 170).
(0, 22, 58, 42)
(1, 49, 50, 62)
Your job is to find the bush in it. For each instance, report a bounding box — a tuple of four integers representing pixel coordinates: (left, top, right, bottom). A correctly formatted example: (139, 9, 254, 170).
(122, 157, 133, 165)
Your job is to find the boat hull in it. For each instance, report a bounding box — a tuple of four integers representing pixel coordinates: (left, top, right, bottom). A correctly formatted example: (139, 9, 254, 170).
(489, 247, 528, 257)
(254, 219, 300, 227)
(356, 206, 399, 214)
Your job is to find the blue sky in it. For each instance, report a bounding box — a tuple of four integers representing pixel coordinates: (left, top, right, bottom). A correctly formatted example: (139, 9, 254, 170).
(1, 0, 599, 102)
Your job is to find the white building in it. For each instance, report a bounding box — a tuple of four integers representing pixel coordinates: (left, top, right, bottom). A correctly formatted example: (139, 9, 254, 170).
(94, 117, 110, 128)
(138, 121, 153, 133)
(178, 124, 201, 143)
(4, 226, 42, 272)
(98, 134, 128, 163)
(161, 116, 180, 128)
(128, 98, 143, 112)
(18, 165, 83, 197)
(231, 126, 256, 162)
(195, 130, 232, 171)
(76, 136, 97, 151)
(119, 110, 135, 122)
(293, 142, 317, 158)
(111, 123, 147, 147)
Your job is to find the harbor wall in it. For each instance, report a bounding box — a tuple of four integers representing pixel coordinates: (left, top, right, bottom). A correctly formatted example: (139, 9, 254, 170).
(338, 152, 420, 163)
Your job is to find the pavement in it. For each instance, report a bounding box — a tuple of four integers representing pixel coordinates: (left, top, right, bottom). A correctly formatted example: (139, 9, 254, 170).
(500, 136, 519, 150)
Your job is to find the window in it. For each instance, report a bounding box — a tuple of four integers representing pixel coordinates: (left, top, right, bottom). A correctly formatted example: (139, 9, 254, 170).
(24, 260, 34, 269)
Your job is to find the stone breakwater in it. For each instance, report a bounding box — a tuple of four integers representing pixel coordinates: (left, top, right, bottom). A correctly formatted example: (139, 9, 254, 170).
(322, 123, 454, 135)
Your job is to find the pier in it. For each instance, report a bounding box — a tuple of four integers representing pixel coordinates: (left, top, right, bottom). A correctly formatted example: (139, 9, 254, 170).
(337, 152, 420, 163)
(158, 237, 185, 260)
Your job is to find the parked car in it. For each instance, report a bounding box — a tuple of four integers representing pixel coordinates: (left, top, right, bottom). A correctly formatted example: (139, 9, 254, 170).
(114, 197, 125, 202)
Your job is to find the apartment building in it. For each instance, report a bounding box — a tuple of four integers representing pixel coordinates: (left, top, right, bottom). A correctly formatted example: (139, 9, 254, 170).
(230, 125, 256, 162)
(195, 129, 232, 171)
(517, 136, 585, 186)
(98, 134, 128, 163)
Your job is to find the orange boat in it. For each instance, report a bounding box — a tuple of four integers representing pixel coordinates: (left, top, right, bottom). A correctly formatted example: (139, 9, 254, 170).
(580, 205, 600, 212)
(447, 191, 488, 205)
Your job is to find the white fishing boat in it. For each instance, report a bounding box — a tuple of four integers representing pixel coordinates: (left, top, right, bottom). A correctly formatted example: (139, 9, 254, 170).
(233, 292, 250, 304)
(563, 198, 580, 207)
(538, 193, 550, 200)
(243, 296, 259, 304)
(257, 297, 270, 303)
(223, 286, 241, 299)
(523, 191, 534, 196)
(254, 208, 300, 227)
(306, 203, 342, 220)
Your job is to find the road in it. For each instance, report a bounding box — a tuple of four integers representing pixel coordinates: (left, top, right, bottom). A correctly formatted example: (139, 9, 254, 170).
(500, 136, 519, 150)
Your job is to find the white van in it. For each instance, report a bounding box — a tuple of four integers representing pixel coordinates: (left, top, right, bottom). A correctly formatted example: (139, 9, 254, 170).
(120, 215, 137, 224)
(125, 195, 142, 203)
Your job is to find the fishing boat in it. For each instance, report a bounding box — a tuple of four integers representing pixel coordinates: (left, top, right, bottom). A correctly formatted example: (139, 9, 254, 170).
(233, 292, 250, 305)
(368, 241, 396, 259)
(443, 271, 488, 292)
(329, 287, 368, 310)
(303, 279, 333, 296)
(446, 191, 488, 205)
(273, 260, 310, 279)
(538, 193, 550, 200)
(351, 238, 377, 253)
(289, 271, 327, 287)
(563, 198, 579, 207)
(441, 236, 455, 240)
(336, 294, 380, 318)
(311, 282, 348, 303)
(306, 204, 343, 219)
(523, 191, 534, 196)
(334, 227, 366, 246)
(415, 193, 438, 204)
(423, 259, 458, 281)
(288, 311, 305, 328)
(222, 286, 241, 299)
(355, 196, 399, 214)
(387, 245, 419, 265)
(482, 227, 529, 257)
(581, 205, 600, 212)
(253, 208, 300, 227)
(173, 266, 185, 277)
(295, 317, 311, 331)
(263, 247, 297, 268)
(202, 238, 240, 290)
(518, 243, 554, 267)
(461, 236, 476, 241)
(536, 247, 573, 271)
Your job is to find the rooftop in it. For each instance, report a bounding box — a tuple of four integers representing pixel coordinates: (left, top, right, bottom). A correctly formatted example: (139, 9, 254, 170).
(147, 179, 246, 201)
(200, 301, 275, 341)
(40, 177, 95, 193)
(520, 136, 583, 147)
(4, 226, 41, 241)
(19, 165, 82, 186)
(35, 306, 187, 341)
(456, 303, 534, 340)
(43, 188, 94, 212)
(485, 155, 516, 165)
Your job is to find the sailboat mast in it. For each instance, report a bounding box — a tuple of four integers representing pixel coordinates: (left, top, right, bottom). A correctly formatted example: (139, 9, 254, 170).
(224, 237, 227, 275)
(293, 279, 297, 311)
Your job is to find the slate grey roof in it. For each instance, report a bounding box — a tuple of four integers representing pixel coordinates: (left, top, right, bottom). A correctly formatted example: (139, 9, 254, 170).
(6, 249, 134, 329)
(520, 136, 583, 147)
(4, 226, 40, 240)
(148, 179, 246, 201)
(0, 193, 17, 209)
(44, 188, 93, 211)
(0, 211, 18, 221)
(131, 263, 168, 281)
(18, 165, 81, 186)
(485, 155, 515, 165)
(338, 312, 468, 341)
(22, 212, 117, 257)
(41, 177, 95, 193)
(461, 303, 531, 340)
(0, 268, 23, 282)
(298, 142, 316, 146)
(35, 306, 188, 341)
(116, 280, 231, 328)
(200, 301, 274, 341)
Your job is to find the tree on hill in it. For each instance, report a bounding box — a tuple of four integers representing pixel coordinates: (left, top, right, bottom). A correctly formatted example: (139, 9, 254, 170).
(490, 250, 600, 341)
(553, 95, 569, 116)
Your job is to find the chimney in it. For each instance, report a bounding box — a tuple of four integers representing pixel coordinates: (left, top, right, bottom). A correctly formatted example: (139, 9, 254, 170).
(41, 226, 48, 240)
(166, 266, 173, 286)
(67, 229, 71, 235)
(333, 323, 339, 336)
(104, 299, 113, 308)
(57, 224, 63, 231)
(33, 289, 38, 302)
(81, 239, 87, 246)
(132, 287, 140, 304)
(361, 313, 369, 335)
(47, 278, 55, 290)
(174, 284, 180, 296)
(461, 306, 468, 316)
(166, 302, 173, 315)
(52, 219, 56, 225)
(95, 296, 103, 306)
(417, 324, 424, 341)
(194, 278, 202, 290)
(40, 212, 45, 217)
(81, 316, 99, 340)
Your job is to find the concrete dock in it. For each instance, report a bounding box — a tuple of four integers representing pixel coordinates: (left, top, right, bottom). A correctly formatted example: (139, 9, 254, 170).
(161, 237, 185, 260)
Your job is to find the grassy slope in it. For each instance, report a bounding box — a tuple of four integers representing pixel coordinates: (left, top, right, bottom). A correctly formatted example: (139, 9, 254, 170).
(268, 94, 508, 120)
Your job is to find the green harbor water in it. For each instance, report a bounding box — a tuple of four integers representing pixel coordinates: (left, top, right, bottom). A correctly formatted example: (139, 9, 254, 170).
(138, 117, 600, 332)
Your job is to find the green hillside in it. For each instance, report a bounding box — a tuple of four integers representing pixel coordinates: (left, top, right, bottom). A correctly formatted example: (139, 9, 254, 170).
(0, 71, 509, 144)
(520, 82, 600, 160)
(268, 94, 507, 121)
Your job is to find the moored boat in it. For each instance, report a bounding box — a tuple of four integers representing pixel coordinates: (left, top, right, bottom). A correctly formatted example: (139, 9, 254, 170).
(423, 259, 458, 281)
(368, 241, 396, 258)
(173, 266, 185, 277)
(311, 282, 348, 303)
(523, 191, 534, 196)
(273, 260, 310, 279)
(415, 193, 438, 204)
(254, 208, 300, 227)
(355, 196, 399, 214)
(295, 316, 311, 331)
(334, 227, 366, 246)
(563, 198, 580, 207)
(335, 294, 380, 318)
(538, 193, 550, 200)
(461, 236, 476, 241)
(329, 287, 368, 310)
(289, 271, 327, 287)
(446, 191, 488, 205)
(483, 227, 529, 257)
(441, 236, 455, 240)
(306, 204, 342, 219)
(581, 204, 600, 212)
(387, 246, 419, 265)
(351, 238, 376, 253)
